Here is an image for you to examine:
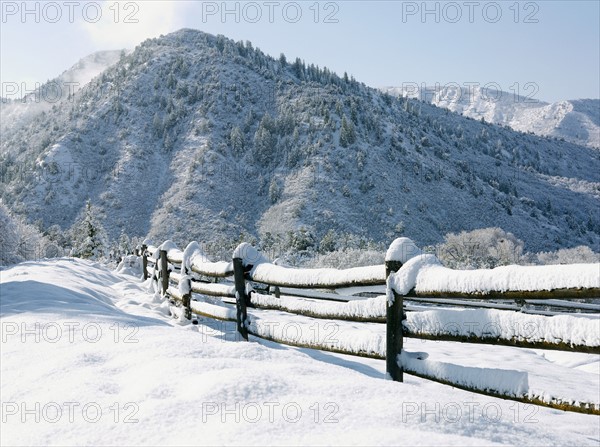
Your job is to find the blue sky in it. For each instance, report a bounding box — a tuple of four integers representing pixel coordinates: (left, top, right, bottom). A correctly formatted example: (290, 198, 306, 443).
(1, 1, 598, 102)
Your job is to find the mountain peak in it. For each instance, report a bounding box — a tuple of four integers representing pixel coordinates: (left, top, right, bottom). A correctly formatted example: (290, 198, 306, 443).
(383, 85, 599, 149)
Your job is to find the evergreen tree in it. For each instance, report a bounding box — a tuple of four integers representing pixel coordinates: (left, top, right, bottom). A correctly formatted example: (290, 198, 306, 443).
(152, 113, 163, 137)
(230, 126, 245, 155)
(45, 224, 70, 249)
(292, 58, 304, 79)
(268, 178, 281, 204)
(287, 228, 316, 252)
(319, 229, 338, 253)
(253, 116, 275, 164)
(339, 115, 356, 147)
(71, 200, 108, 260)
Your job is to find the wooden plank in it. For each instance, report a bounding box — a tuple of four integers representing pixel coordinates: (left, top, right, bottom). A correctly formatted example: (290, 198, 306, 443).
(402, 329, 600, 354)
(247, 264, 386, 290)
(248, 275, 386, 290)
(525, 299, 600, 311)
(167, 252, 183, 265)
(169, 271, 236, 298)
(407, 288, 600, 300)
(248, 294, 386, 323)
(401, 367, 599, 416)
(405, 298, 599, 317)
(406, 297, 520, 310)
(190, 262, 234, 278)
(191, 281, 236, 298)
(277, 287, 359, 303)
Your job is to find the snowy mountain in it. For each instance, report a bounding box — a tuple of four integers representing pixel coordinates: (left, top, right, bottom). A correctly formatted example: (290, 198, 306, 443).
(1, 29, 599, 253)
(382, 85, 600, 149)
(1, 50, 126, 136)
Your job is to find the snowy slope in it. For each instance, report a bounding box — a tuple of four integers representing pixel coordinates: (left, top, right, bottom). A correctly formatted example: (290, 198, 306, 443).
(383, 85, 600, 149)
(1, 50, 126, 136)
(54, 50, 128, 90)
(1, 29, 599, 254)
(1, 258, 599, 446)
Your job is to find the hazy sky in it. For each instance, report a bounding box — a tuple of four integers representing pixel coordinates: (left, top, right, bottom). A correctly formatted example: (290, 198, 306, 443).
(1, 1, 599, 102)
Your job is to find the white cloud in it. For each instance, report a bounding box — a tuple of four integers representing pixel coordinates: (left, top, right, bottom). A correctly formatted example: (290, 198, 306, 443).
(80, 1, 188, 49)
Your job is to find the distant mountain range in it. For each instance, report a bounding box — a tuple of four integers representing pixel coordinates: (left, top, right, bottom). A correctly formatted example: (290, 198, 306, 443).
(382, 85, 599, 149)
(1, 29, 598, 254)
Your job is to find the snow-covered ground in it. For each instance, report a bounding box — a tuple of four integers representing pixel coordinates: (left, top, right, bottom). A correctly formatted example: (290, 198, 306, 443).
(1, 259, 599, 446)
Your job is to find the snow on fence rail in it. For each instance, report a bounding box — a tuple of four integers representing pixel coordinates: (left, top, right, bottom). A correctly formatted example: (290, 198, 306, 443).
(139, 238, 600, 414)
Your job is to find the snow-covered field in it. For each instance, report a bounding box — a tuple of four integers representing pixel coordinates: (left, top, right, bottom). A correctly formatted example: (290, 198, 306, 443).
(1, 258, 599, 446)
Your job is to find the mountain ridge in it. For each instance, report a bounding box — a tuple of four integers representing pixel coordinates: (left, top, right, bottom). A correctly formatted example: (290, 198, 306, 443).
(1, 29, 598, 254)
(382, 85, 600, 149)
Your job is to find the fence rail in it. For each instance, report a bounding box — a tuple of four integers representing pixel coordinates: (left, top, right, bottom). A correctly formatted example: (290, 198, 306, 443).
(138, 238, 600, 415)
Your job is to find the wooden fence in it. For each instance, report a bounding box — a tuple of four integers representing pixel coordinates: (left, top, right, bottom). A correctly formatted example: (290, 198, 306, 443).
(138, 238, 600, 414)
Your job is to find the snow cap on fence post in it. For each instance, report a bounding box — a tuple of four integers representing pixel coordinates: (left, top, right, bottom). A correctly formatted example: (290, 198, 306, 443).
(386, 238, 423, 264)
(232, 242, 269, 268)
(385, 238, 423, 304)
(182, 241, 208, 274)
(157, 240, 179, 257)
(152, 240, 178, 264)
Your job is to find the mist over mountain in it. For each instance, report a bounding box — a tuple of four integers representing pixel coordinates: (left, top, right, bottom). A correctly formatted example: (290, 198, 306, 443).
(1, 29, 599, 253)
(1, 50, 126, 136)
(382, 85, 600, 149)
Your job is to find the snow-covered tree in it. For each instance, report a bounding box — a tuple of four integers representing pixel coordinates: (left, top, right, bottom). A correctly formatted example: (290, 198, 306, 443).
(70, 200, 108, 260)
(118, 231, 131, 256)
(268, 178, 281, 204)
(437, 227, 524, 269)
(536, 246, 599, 265)
(286, 228, 316, 253)
(0, 203, 48, 266)
(309, 247, 384, 269)
(45, 224, 70, 248)
(253, 115, 275, 164)
(13, 219, 43, 262)
(230, 125, 245, 155)
(319, 229, 338, 253)
(0, 204, 20, 265)
(339, 115, 356, 147)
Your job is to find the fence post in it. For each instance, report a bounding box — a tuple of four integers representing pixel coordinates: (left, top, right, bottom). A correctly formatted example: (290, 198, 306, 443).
(232, 257, 249, 341)
(182, 276, 192, 320)
(141, 244, 148, 280)
(181, 258, 192, 320)
(386, 259, 404, 382)
(160, 249, 169, 296)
